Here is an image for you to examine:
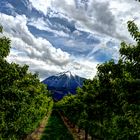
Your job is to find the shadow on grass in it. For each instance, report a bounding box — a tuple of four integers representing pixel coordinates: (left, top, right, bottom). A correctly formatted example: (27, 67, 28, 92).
(41, 110, 74, 140)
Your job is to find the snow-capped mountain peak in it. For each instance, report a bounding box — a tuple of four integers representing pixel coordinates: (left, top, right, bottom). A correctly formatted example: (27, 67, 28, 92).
(42, 71, 86, 100)
(55, 71, 73, 78)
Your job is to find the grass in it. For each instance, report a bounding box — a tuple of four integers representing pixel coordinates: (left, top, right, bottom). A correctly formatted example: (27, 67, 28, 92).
(41, 110, 74, 140)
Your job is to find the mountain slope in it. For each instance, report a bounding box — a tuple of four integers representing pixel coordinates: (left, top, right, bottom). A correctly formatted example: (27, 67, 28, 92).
(42, 71, 86, 100)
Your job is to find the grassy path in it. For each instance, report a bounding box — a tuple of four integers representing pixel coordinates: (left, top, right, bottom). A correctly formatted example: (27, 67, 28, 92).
(41, 110, 74, 140)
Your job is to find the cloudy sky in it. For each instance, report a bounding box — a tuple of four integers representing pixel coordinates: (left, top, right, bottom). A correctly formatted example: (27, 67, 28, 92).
(0, 0, 140, 80)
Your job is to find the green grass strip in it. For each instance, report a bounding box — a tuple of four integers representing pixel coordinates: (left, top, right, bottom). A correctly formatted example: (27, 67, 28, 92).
(41, 110, 74, 140)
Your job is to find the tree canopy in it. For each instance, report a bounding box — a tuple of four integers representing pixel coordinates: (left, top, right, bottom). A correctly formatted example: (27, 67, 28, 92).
(0, 25, 53, 139)
(56, 21, 140, 140)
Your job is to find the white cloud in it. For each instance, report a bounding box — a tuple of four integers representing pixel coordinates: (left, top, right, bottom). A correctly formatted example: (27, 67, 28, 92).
(70, 58, 98, 79)
(0, 13, 70, 65)
(5, 3, 14, 9)
(29, 0, 51, 15)
(49, 0, 140, 42)
(22, 0, 33, 11)
(28, 17, 70, 37)
(7, 51, 97, 80)
(0, 13, 97, 79)
(1, 0, 140, 80)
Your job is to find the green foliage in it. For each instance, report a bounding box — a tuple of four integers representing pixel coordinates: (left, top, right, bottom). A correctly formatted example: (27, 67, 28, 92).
(0, 26, 53, 139)
(56, 21, 140, 140)
(0, 25, 3, 33)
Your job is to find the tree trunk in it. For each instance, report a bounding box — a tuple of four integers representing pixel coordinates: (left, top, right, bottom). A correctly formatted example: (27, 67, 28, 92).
(72, 124, 75, 128)
(78, 127, 80, 133)
(91, 136, 95, 140)
(85, 129, 88, 140)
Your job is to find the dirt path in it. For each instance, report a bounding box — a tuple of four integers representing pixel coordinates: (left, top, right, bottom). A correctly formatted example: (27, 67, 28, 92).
(25, 111, 52, 140)
(25, 110, 92, 140)
(59, 113, 92, 140)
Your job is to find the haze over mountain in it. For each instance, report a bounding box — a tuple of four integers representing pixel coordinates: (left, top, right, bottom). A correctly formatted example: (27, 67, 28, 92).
(42, 71, 85, 100)
(0, 0, 140, 79)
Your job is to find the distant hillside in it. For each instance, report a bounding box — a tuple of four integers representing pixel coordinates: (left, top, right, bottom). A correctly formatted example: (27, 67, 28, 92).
(42, 71, 86, 100)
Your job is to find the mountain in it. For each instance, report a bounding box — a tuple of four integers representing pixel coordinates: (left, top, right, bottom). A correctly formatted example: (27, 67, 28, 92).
(42, 71, 86, 101)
